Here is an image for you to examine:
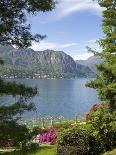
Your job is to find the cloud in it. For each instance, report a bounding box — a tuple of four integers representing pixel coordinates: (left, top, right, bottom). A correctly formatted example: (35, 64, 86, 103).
(60, 43, 78, 48)
(84, 39, 102, 52)
(57, 0, 103, 18)
(31, 39, 101, 60)
(27, 0, 104, 24)
(31, 41, 77, 51)
(85, 39, 97, 43)
(68, 39, 101, 60)
(75, 53, 94, 60)
(31, 41, 57, 51)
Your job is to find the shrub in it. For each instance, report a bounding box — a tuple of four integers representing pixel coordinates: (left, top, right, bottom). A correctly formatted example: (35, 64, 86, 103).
(87, 107, 116, 152)
(29, 126, 42, 140)
(36, 126, 58, 145)
(27, 142, 39, 151)
(57, 127, 101, 155)
(86, 103, 103, 120)
(91, 109, 116, 151)
(0, 121, 30, 147)
(21, 142, 39, 154)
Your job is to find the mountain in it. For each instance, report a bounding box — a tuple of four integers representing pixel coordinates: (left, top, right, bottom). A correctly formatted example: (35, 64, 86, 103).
(76, 56, 101, 74)
(0, 45, 94, 78)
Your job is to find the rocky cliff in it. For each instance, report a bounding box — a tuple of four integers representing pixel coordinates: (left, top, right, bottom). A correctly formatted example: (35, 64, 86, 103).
(0, 45, 93, 78)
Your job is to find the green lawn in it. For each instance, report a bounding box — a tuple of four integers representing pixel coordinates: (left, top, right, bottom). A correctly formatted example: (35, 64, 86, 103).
(0, 145, 56, 155)
(1, 146, 116, 155)
(32, 147, 116, 155)
(30, 144, 56, 155)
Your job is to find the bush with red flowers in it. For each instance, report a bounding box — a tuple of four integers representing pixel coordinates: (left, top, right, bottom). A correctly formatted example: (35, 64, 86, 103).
(36, 126, 59, 145)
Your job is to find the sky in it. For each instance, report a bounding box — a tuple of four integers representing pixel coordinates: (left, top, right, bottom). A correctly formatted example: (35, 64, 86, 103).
(28, 0, 104, 60)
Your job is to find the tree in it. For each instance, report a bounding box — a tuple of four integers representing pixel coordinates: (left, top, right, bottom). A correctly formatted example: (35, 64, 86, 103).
(0, 0, 56, 48)
(0, 0, 56, 147)
(87, 0, 116, 111)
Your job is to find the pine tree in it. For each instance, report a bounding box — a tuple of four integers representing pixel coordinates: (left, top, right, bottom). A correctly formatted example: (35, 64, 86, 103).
(87, 0, 116, 111)
(0, 0, 56, 147)
(0, 0, 56, 48)
(0, 79, 38, 146)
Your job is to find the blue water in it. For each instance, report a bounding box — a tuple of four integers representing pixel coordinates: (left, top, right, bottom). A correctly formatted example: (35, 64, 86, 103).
(1, 78, 100, 119)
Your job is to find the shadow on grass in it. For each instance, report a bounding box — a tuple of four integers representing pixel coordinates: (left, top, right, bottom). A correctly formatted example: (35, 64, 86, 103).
(0, 145, 56, 155)
(0, 148, 38, 155)
(39, 145, 54, 151)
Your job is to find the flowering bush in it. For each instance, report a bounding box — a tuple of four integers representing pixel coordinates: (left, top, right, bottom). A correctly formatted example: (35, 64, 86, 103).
(36, 126, 59, 145)
(1, 140, 14, 148)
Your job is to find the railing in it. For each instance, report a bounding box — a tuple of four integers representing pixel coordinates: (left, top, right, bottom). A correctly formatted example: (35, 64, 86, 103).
(17, 114, 85, 127)
(18, 115, 65, 127)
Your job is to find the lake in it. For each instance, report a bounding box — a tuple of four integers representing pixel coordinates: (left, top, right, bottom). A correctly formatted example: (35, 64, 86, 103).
(1, 78, 100, 120)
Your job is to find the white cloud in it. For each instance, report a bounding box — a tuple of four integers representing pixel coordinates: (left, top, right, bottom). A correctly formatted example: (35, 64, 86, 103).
(75, 53, 94, 60)
(60, 43, 77, 48)
(74, 39, 102, 60)
(57, 0, 104, 18)
(85, 39, 97, 43)
(31, 41, 77, 51)
(84, 39, 102, 52)
(27, 0, 104, 24)
(32, 41, 57, 51)
(31, 39, 101, 60)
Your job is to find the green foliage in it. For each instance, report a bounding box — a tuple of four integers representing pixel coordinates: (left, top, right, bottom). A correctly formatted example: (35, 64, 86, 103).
(25, 142, 39, 152)
(88, 107, 116, 151)
(0, 79, 37, 147)
(0, 65, 35, 78)
(0, 58, 4, 64)
(87, 0, 116, 111)
(0, 0, 56, 148)
(86, 37, 116, 150)
(57, 106, 116, 154)
(0, 0, 56, 48)
(29, 126, 42, 138)
(57, 126, 101, 155)
(0, 121, 41, 148)
(0, 121, 29, 147)
(0, 79, 37, 97)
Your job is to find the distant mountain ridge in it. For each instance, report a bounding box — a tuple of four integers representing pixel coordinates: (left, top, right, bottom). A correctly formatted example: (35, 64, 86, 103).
(76, 56, 101, 73)
(0, 45, 94, 78)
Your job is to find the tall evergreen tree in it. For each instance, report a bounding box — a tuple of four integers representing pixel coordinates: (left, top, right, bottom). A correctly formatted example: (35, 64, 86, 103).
(87, 0, 116, 111)
(0, 0, 56, 146)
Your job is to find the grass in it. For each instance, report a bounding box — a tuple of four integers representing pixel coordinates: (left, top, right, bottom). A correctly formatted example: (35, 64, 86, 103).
(1, 146, 116, 155)
(0, 144, 56, 155)
(103, 149, 116, 155)
(31, 144, 56, 155)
